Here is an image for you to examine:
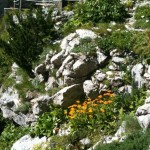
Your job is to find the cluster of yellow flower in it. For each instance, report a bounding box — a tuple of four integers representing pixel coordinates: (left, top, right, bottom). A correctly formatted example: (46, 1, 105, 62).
(66, 90, 115, 119)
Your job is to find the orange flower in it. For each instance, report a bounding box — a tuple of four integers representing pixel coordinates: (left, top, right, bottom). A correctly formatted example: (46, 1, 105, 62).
(108, 100, 113, 104)
(99, 100, 103, 104)
(110, 94, 115, 97)
(76, 100, 80, 103)
(82, 105, 87, 110)
(93, 104, 98, 107)
(88, 107, 93, 113)
(77, 105, 81, 108)
(107, 90, 112, 93)
(100, 108, 105, 113)
(98, 95, 102, 99)
(87, 97, 91, 101)
(103, 101, 109, 105)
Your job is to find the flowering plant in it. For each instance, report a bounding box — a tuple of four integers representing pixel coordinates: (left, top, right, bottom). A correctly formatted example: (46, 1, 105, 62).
(65, 90, 117, 134)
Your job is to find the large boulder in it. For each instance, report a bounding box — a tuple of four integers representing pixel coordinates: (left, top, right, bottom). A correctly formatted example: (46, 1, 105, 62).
(11, 135, 47, 150)
(56, 53, 98, 85)
(136, 96, 150, 129)
(51, 84, 85, 108)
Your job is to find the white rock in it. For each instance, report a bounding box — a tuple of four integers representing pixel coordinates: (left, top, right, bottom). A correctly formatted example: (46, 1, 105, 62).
(11, 135, 47, 150)
(80, 137, 91, 146)
(76, 29, 97, 39)
(96, 49, 107, 65)
(83, 80, 98, 98)
(51, 84, 84, 108)
(131, 64, 146, 88)
(112, 57, 125, 63)
(93, 70, 106, 82)
(0, 87, 20, 108)
(45, 77, 58, 91)
(136, 114, 150, 129)
(60, 33, 77, 50)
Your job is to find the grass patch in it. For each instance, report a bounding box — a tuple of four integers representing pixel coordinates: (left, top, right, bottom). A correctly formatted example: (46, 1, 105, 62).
(134, 5, 150, 29)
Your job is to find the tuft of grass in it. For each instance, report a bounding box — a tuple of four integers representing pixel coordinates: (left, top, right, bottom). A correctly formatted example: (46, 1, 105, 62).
(134, 5, 150, 29)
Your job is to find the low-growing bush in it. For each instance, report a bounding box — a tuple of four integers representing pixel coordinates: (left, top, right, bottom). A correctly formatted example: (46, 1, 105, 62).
(134, 5, 150, 29)
(66, 91, 117, 135)
(95, 129, 150, 150)
(30, 106, 67, 137)
(0, 123, 30, 150)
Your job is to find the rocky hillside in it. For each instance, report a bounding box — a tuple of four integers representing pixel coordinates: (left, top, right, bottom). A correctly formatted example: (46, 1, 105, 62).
(0, 0, 150, 150)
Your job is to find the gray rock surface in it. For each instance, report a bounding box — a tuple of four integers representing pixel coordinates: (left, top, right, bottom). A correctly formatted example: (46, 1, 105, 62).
(11, 135, 47, 150)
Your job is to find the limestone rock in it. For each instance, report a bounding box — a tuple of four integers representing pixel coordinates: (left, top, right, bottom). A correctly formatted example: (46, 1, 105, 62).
(131, 64, 145, 88)
(136, 103, 150, 129)
(51, 84, 85, 108)
(45, 76, 58, 91)
(76, 29, 97, 39)
(83, 80, 99, 98)
(112, 57, 125, 64)
(96, 49, 107, 65)
(11, 135, 47, 150)
(50, 52, 63, 67)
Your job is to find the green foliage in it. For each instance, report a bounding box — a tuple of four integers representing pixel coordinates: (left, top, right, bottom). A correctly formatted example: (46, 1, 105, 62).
(0, 8, 57, 77)
(72, 38, 97, 55)
(132, 31, 150, 58)
(63, 0, 129, 34)
(134, 5, 150, 29)
(114, 86, 146, 114)
(0, 123, 30, 150)
(97, 30, 133, 54)
(75, 0, 128, 23)
(30, 106, 67, 137)
(94, 129, 150, 150)
(66, 92, 117, 136)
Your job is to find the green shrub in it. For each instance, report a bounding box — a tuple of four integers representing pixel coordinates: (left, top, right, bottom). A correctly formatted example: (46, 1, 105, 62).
(132, 31, 150, 58)
(30, 106, 67, 137)
(75, 0, 128, 23)
(134, 5, 150, 29)
(0, 8, 58, 77)
(94, 129, 150, 150)
(0, 124, 30, 150)
(97, 30, 133, 54)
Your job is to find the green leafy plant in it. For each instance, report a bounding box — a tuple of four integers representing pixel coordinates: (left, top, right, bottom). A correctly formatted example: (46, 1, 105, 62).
(30, 105, 67, 137)
(66, 91, 117, 135)
(0, 123, 30, 150)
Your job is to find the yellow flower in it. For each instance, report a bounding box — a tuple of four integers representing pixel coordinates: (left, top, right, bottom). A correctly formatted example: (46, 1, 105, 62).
(100, 108, 105, 113)
(87, 97, 91, 101)
(69, 115, 76, 119)
(107, 90, 112, 93)
(98, 95, 102, 99)
(76, 100, 80, 103)
(108, 100, 113, 104)
(93, 104, 98, 107)
(88, 107, 93, 113)
(103, 101, 109, 105)
(77, 105, 81, 108)
(82, 105, 87, 110)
